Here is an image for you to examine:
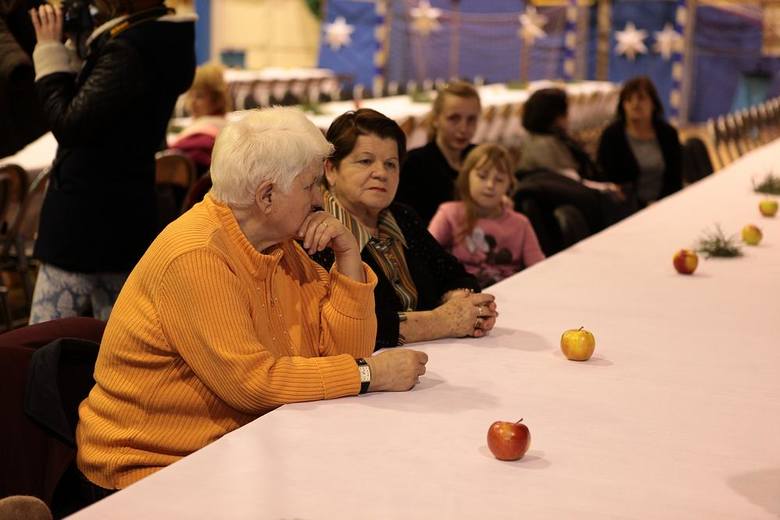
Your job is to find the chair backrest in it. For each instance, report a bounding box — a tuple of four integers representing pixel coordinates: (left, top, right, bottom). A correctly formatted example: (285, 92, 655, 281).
(181, 172, 213, 213)
(682, 137, 715, 184)
(553, 204, 590, 249)
(0, 167, 49, 260)
(0, 318, 105, 510)
(155, 151, 195, 190)
(0, 164, 29, 237)
(155, 151, 195, 229)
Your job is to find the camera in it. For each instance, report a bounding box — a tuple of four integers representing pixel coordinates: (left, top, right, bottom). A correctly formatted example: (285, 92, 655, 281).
(61, 0, 94, 36)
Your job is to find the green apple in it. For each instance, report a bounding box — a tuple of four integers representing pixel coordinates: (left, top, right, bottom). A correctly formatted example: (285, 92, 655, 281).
(741, 224, 762, 246)
(759, 199, 778, 217)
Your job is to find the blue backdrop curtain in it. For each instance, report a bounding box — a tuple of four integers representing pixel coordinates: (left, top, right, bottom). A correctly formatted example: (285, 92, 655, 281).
(318, 1, 381, 88)
(317, 0, 780, 121)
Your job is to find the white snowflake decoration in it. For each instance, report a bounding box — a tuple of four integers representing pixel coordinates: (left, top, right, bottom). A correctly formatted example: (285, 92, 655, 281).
(653, 23, 683, 61)
(324, 16, 355, 50)
(615, 22, 648, 61)
(518, 6, 548, 44)
(410, 0, 442, 36)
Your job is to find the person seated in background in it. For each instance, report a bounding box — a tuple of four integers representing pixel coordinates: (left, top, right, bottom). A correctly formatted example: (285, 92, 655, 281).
(429, 144, 544, 288)
(597, 76, 682, 208)
(312, 108, 497, 349)
(396, 81, 481, 225)
(516, 87, 629, 232)
(76, 107, 428, 493)
(168, 62, 230, 176)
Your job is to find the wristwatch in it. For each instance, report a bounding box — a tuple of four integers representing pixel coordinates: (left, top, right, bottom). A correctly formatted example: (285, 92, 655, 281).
(356, 358, 371, 394)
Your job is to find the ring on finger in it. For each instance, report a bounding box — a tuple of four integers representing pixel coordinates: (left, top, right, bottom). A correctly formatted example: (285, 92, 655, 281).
(474, 317, 482, 330)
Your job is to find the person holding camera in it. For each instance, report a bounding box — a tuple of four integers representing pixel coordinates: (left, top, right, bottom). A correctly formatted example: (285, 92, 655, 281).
(27, 0, 195, 323)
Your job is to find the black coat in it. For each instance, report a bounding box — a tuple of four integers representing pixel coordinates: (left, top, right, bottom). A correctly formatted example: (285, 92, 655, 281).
(396, 141, 475, 226)
(34, 14, 195, 273)
(0, 3, 48, 158)
(596, 119, 682, 203)
(312, 203, 479, 349)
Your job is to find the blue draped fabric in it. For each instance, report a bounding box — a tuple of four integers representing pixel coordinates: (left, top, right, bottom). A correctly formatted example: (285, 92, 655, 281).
(607, 1, 679, 117)
(318, 2, 380, 88)
(690, 6, 780, 121)
(316, 0, 780, 121)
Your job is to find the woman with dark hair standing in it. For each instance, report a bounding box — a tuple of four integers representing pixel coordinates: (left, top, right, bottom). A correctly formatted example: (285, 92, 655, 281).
(597, 76, 682, 207)
(27, 0, 195, 323)
(313, 108, 497, 349)
(396, 81, 481, 226)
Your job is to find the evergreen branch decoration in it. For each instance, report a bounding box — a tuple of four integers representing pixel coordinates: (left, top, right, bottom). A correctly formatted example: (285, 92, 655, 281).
(753, 173, 780, 195)
(696, 224, 742, 258)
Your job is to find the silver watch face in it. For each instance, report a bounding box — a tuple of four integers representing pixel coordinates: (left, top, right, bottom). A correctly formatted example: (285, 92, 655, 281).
(358, 364, 371, 383)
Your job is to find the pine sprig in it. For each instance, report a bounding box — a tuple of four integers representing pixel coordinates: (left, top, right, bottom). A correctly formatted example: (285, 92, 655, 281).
(696, 225, 743, 258)
(300, 102, 324, 115)
(753, 173, 780, 195)
(409, 91, 432, 104)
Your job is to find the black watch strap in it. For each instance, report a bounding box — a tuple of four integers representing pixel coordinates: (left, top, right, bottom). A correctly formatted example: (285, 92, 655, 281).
(356, 358, 371, 394)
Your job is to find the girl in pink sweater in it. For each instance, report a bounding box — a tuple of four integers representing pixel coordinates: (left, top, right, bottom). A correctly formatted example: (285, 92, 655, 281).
(428, 144, 544, 288)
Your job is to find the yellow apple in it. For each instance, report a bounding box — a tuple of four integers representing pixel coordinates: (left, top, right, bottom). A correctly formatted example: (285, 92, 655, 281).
(759, 199, 778, 217)
(673, 249, 698, 275)
(741, 224, 762, 246)
(560, 327, 595, 361)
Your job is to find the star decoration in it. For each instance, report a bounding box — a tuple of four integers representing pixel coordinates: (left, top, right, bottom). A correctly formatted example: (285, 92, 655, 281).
(518, 6, 548, 44)
(410, 0, 442, 36)
(653, 23, 683, 60)
(324, 16, 355, 50)
(615, 21, 648, 61)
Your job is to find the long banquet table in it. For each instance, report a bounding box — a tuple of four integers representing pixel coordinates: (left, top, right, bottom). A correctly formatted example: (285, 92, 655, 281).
(2, 81, 616, 177)
(68, 140, 780, 519)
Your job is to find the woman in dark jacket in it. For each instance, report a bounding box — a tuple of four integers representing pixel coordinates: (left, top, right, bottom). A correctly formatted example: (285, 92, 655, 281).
(313, 109, 497, 350)
(396, 81, 480, 226)
(597, 76, 682, 207)
(28, 0, 195, 323)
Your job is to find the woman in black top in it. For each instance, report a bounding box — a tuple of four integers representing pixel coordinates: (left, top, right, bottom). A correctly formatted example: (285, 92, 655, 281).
(396, 81, 480, 226)
(312, 109, 497, 350)
(28, 1, 195, 323)
(597, 76, 682, 207)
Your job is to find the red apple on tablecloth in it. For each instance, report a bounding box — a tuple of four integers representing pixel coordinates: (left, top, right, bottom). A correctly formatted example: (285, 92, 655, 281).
(560, 327, 596, 361)
(487, 419, 531, 461)
(759, 199, 778, 217)
(741, 225, 762, 246)
(673, 249, 698, 275)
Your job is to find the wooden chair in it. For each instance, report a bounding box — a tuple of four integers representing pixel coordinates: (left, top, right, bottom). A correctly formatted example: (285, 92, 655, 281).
(181, 173, 212, 213)
(0, 165, 28, 331)
(473, 105, 496, 144)
(155, 151, 195, 229)
(0, 164, 37, 329)
(709, 116, 737, 166)
(484, 104, 512, 144)
(398, 115, 416, 137)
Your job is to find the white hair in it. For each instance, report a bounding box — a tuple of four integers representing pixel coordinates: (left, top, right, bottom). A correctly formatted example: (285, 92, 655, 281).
(210, 107, 333, 207)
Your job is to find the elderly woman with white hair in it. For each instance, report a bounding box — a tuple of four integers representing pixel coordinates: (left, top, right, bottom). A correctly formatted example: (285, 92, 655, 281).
(75, 107, 428, 494)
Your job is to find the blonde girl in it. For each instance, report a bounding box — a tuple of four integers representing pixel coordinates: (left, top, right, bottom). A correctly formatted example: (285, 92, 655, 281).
(428, 144, 544, 287)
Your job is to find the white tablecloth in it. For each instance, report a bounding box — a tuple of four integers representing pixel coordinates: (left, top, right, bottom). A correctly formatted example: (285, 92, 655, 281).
(68, 140, 780, 519)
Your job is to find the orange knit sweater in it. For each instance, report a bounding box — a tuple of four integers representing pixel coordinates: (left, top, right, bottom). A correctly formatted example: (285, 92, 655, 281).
(76, 195, 377, 489)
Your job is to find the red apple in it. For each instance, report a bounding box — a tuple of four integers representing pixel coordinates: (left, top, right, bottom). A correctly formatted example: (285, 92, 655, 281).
(487, 419, 531, 461)
(673, 249, 698, 275)
(741, 224, 762, 246)
(759, 199, 778, 217)
(560, 327, 596, 361)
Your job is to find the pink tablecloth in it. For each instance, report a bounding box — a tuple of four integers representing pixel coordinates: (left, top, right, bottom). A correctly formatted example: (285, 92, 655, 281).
(69, 139, 780, 519)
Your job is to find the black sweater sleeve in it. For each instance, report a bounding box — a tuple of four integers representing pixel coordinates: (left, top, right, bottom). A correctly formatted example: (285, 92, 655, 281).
(35, 39, 148, 147)
(310, 205, 478, 350)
